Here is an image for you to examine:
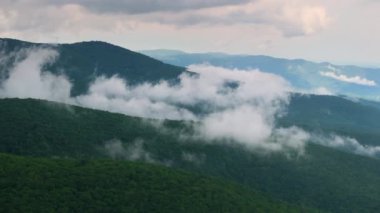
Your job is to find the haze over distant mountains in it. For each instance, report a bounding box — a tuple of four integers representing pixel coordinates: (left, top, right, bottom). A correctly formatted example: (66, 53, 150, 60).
(141, 49, 380, 100)
(3, 38, 379, 100)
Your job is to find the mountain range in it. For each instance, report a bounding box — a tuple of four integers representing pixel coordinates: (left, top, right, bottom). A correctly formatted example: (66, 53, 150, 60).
(141, 49, 380, 100)
(1, 38, 380, 212)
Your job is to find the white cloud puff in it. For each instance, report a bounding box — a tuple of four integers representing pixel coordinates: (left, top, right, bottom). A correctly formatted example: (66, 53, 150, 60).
(320, 71, 376, 86)
(312, 133, 380, 158)
(0, 48, 71, 102)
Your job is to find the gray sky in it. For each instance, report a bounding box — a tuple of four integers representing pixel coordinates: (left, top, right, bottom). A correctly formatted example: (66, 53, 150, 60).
(1, 0, 379, 66)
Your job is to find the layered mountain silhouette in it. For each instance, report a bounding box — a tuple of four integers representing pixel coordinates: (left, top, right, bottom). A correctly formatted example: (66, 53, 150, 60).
(1, 38, 380, 212)
(142, 49, 380, 99)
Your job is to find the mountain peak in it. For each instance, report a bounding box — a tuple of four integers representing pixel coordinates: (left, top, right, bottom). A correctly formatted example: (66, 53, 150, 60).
(0, 38, 188, 96)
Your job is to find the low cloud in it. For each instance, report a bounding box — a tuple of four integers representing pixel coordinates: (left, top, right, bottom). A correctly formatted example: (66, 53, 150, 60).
(104, 139, 155, 163)
(295, 87, 335, 96)
(77, 63, 291, 121)
(311, 87, 334, 96)
(320, 71, 376, 86)
(312, 133, 380, 158)
(0, 48, 313, 155)
(2, 47, 378, 159)
(0, 48, 71, 102)
(181, 152, 206, 165)
(76, 75, 197, 120)
(200, 107, 309, 153)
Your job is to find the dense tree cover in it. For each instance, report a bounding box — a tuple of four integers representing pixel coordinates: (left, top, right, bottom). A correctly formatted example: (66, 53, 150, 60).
(0, 98, 157, 157)
(3, 38, 380, 212)
(279, 94, 380, 146)
(0, 153, 308, 213)
(0, 38, 188, 95)
(1, 98, 380, 212)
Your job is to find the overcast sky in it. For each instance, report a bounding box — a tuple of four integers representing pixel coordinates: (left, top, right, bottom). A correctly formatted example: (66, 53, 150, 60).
(1, 0, 379, 66)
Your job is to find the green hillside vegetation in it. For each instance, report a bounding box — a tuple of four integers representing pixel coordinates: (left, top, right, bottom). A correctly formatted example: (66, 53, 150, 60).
(281, 94, 380, 146)
(1, 153, 305, 213)
(0, 38, 188, 95)
(1, 98, 380, 212)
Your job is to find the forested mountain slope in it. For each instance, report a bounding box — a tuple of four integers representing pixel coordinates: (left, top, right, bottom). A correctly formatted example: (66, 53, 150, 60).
(1, 98, 380, 212)
(1, 153, 306, 213)
(0, 38, 188, 95)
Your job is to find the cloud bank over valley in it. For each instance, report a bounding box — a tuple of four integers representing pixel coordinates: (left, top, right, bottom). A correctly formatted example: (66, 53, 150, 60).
(1, 47, 378, 158)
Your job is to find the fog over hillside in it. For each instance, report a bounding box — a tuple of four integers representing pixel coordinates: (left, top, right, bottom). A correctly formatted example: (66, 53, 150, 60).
(2, 47, 380, 158)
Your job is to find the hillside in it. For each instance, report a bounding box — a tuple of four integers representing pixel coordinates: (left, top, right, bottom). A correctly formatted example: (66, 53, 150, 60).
(141, 49, 380, 99)
(0, 38, 188, 95)
(3, 2, 380, 213)
(1, 98, 380, 212)
(281, 94, 380, 146)
(1, 153, 305, 213)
